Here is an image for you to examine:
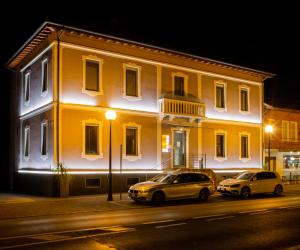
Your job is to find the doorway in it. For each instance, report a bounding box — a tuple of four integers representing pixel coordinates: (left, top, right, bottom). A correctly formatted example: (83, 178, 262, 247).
(265, 156, 276, 171)
(173, 130, 187, 167)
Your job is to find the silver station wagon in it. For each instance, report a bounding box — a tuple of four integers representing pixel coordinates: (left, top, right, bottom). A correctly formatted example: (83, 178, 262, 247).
(128, 171, 215, 204)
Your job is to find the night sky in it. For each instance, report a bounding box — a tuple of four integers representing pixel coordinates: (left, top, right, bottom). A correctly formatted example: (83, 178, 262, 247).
(0, 2, 299, 189)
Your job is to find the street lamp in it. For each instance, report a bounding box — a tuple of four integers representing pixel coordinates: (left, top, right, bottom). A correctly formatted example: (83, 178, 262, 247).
(265, 125, 273, 171)
(105, 110, 117, 201)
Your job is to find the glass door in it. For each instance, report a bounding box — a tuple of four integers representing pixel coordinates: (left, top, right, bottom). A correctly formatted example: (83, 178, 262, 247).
(173, 130, 186, 167)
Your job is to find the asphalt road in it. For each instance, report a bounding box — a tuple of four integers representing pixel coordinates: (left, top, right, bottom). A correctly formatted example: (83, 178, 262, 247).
(1, 187, 300, 249)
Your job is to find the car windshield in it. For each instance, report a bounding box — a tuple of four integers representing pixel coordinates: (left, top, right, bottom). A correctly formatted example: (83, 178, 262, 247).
(149, 174, 175, 184)
(236, 172, 255, 180)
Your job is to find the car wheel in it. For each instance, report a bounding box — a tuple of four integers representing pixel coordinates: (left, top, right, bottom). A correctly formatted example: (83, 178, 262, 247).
(152, 191, 165, 205)
(240, 187, 251, 199)
(274, 184, 283, 196)
(199, 188, 210, 201)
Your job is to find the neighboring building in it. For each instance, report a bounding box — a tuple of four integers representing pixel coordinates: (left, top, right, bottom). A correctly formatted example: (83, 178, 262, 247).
(264, 104, 300, 180)
(7, 22, 273, 196)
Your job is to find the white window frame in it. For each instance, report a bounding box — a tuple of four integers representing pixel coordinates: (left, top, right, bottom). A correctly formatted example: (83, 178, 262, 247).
(239, 85, 250, 114)
(282, 120, 289, 141)
(214, 80, 227, 112)
(290, 121, 298, 142)
(214, 130, 227, 161)
(82, 55, 104, 96)
(82, 119, 103, 160)
(123, 63, 142, 101)
(24, 71, 30, 106)
(172, 72, 188, 97)
(41, 58, 48, 97)
(40, 120, 48, 160)
(24, 126, 30, 161)
(123, 122, 142, 161)
(239, 132, 251, 161)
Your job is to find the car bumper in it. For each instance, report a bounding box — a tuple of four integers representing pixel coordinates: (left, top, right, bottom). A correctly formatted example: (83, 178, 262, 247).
(217, 187, 240, 196)
(128, 191, 152, 201)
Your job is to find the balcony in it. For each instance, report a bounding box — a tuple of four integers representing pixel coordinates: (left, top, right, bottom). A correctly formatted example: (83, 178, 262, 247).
(159, 97, 205, 121)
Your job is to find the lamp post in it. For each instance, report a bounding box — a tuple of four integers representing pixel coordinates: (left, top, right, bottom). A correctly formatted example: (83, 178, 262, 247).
(265, 125, 273, 171)
(105, 110, 117, 201)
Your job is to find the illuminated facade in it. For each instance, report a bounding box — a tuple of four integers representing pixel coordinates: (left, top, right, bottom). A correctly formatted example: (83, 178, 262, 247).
(264, 104, 300, 180)
(7, 22, 273, 196)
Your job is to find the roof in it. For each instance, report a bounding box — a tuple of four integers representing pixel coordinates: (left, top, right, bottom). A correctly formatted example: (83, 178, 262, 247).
(264, 103, 300, 113)
(6, 21, 275, 79)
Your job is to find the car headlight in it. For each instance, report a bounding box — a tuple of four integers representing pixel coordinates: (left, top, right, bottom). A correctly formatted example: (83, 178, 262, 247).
(230, 184, 241, 188)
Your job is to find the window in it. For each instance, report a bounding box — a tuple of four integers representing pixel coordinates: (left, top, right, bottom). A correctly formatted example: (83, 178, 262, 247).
(240, 88, 249, 112)
(82, 56, 103, 96)
(255, 172, 266, 180)
(215, 82, 226, 109)
(199, 174, 210, 182)
(240, 135, 249, 159)
(41, 59, 48, 94)
(216, 133, 225, 158)
(85, 178, 101, 188)
(41, 121, 47, 157)
(126, 128, 137, 156)
(172, 73, 188, 97)
(82, 120, 103, 160)
(126, 68, 138, 96)
(85, 61, 99, 91)
(174, 76, 185, 96)
(281, 121, 297, 141)
(24, 72, 30, 104)
(24, 126, 30, 159)
(266, 172, 276, 179)
(85, 125, 99, 155)
(290, 122, 298, 142)
(174, 174, 192, 184)
(282, 121, 289, 141)
(123, 64, 141, 100)
(127, 177, 140, 186)
(123, 123, 141, 161)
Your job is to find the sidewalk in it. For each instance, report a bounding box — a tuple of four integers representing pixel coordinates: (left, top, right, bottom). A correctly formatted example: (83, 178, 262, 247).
(0, 192, 138, 220)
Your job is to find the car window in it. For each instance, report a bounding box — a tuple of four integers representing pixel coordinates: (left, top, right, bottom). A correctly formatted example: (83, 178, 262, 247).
(255, 172, 268, 180)
(190, 174, 200, 182)
(174, 174, 192, 184)
(266, 172, 276, 179)
(199, 174, 210, 181)
(149, 174, 175, 184)
(236, 172, 255, 180)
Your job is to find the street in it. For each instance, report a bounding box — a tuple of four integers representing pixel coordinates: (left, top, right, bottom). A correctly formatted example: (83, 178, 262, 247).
(0, 185, 300, 249)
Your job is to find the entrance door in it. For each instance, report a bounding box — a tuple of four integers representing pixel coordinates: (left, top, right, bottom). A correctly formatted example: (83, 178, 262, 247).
(265, 157, 276, 171)
(173, 130, 186, 167)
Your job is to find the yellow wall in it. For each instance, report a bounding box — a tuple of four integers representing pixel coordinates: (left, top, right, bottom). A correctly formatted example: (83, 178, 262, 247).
(202, 121, 261, 169)
(60, 107, 157, 170)
(60, 48, 158, 113)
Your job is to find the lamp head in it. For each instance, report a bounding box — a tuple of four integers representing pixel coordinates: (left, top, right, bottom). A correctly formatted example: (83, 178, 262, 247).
(105, 110, 117, 120)
(265, 125, 273, 133)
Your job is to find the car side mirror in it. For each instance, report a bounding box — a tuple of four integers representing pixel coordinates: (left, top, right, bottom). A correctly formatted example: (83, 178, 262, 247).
(251, 177, 257, 181)
(173, 179, 179, 184)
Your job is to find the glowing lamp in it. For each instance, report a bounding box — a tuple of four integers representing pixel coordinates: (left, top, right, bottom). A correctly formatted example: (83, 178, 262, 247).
(105, 110, 117, 120)
(265, 125, 273, 133)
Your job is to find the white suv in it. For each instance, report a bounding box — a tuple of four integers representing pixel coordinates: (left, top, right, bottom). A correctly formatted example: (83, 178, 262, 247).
(217, 170, 283, 198)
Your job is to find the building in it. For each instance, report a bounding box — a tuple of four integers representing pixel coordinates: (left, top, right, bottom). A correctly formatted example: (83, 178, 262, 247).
(7, 22, 273, 196)
(264, 104, 300, 180)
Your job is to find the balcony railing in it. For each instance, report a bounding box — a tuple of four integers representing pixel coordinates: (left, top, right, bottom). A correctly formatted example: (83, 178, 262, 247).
(159, 98, 205, 119)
